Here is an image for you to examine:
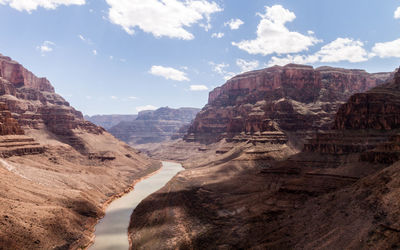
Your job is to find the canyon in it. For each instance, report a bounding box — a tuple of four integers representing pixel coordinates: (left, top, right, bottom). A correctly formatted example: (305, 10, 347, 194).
(108, 107, 200, 146)
(0, 54, 159, 250)
(85, 114, 138, 130)
(1, 51, 400, 250)
(128, 65, 400, 249)
(186, 64, 392, 145)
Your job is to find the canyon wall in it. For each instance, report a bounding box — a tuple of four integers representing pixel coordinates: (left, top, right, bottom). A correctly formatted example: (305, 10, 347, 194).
(109, 107, 200, 145)
(0, 54, 158, 250)
(186, 64, 392, 144)
(129, 66, 400, 249)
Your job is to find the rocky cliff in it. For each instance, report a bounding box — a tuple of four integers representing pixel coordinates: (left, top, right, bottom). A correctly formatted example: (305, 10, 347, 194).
(0, 54, 158, 250)
(0, 54, 108, 154)
(84, 114, 138, 129)
(109, 107, 200, 145)
(186, 64, 392, 144)
(129, 66, 400, 249)
(0, 54, 54, 92)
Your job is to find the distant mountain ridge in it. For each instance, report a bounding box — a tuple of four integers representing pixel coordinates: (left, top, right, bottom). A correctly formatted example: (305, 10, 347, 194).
(109, 107, 200, 145)
(85, 114, 138, 129)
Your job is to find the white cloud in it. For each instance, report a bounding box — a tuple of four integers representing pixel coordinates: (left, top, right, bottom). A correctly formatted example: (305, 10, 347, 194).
(372, 38, 400, 58)
(128, 96, 137, 100)
(223, 72, 236, 81)
(92, 49, 97, 55)
(190, 85, 208, 91)
(36, 41, 55, 55)
(136, 105, 158, 112)
(105, 0, 222, 40)
(209, 62, 236, 81)
(0, 0, 85, 12)
(268, 38, 368, 66)
(210, 62, 229, 74)
(236, 59, 259, 72)
(232, 5, 320, 56)
(110, 96, 118, 100)
(317, 38, 368, 63)
(224, 18, 244, 30)
(211, 32, 224, 39)
(395, 7, 400, 19)
(78, 34, 93, 45)
(149, 65, 189, 81)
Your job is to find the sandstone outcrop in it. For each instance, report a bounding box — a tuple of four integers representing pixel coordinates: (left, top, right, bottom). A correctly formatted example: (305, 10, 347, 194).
(109, 107, 200, 145)
(0, 102, 24, 135)
(0, 55, 104, 154)
(129, 66, 400, 249)
(0, 54, 158, 250)
(0, 54, 54, 92)
(186, 64, 392, 144)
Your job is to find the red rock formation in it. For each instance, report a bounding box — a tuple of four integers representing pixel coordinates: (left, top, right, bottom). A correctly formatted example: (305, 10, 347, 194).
(0, 102, 24, 135)
(186, 64, 392, 144)
(129, 66, 400, 250)
(334, 69, 400, 130)
(0, 54, 54, 92)
(0, 53, 159, 250)
(0, 54, 104, 153)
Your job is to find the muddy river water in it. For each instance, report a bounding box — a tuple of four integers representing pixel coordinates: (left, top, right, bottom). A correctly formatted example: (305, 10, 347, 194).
(89, 161, 183, 250)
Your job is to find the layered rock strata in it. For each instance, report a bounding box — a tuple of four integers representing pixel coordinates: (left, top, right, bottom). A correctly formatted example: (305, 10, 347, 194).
(0, 54, 157, 250)
(186, 64, 392, 144)
(109, 107, 200, 145)
(129, 67, 400, 249)
(0, 55, 104, 154)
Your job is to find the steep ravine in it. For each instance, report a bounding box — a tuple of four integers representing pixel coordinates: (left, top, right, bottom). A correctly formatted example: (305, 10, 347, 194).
(128, 66, 400, 249)
(89, 162, 183, 250)
(0, 54, 159, 250)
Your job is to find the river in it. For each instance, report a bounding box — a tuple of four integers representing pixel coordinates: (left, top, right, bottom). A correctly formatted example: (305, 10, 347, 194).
(89, 161, 184, 250)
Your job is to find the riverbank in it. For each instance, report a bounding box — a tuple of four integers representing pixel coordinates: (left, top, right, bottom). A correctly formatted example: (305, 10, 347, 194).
(81, 160, 162, 250)
(88, 161, 183, 250)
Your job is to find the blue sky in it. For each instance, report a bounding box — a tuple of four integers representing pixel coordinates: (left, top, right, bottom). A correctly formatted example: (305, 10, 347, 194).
(0, 0, 400, 115)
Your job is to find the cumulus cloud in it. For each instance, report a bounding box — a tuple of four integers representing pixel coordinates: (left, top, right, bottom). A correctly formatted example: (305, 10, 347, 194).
(149, 65, 189, 81)
(190, 85, 208, 91)
(371, 38, 400, 58)
(236, 59, 259, 72)
(92, 49, 97, 55)
(36, 41, 55, 55)
(211, 32, 224, 38)
(136, 105, 158, 112)
(0, 0, 85, 12)
(268, 38, 369, 66)
(316, 38, 368, 63)
(209, 62, 236, 81)
(224, 18, 244, 30)
(210, 62, 228, 74)
(105, 0, 222, 40)
(232, 5, 320, 56)
(395, 7, 400, 19)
